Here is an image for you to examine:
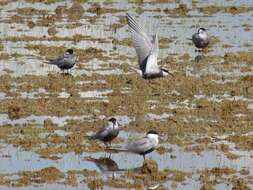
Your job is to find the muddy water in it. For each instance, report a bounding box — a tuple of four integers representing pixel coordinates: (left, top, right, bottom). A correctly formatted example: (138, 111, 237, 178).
(0, 0, 253, 189)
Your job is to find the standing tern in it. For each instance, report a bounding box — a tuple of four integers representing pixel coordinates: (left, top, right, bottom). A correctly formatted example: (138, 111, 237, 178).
(109, 130, 159, 160)
(190, 28, 209, 51)
(45, 49, 76, 72)
(88, 118, 119, 147)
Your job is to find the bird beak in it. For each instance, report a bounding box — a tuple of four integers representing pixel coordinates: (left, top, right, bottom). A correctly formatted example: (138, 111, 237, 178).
(168, 71, 174, 77)
(159, 134, 167, 142)
(122, 124, 128, 128)
(118, 123, 125, 128)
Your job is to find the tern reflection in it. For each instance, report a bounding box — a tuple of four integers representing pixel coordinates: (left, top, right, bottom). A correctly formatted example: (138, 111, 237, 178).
(85, 156, 162, 189)
(84, 156, 119, 172)
(85, 156, 159, 173)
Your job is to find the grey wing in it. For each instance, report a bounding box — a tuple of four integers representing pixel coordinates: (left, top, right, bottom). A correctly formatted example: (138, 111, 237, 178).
(152, 33, 159, 57)
(192, 33, 200, 43)
(92, 122, 112, 140)
(126, 138, 153, 154)
(48, 55, 65, 66)
(92, 127, 109, 140)
(144, 33, 160, 73)
(192, 33, 208, 48)
(126, 13, 153, 66)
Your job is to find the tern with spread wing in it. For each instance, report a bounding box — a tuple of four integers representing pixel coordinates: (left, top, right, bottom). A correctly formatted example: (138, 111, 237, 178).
(126, 13, 172, 79)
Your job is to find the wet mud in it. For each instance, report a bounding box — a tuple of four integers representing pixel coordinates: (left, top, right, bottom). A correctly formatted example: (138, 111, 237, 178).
(0, 0, 253, 189)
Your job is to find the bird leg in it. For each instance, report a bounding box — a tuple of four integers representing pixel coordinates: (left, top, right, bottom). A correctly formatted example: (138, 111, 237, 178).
(104, 142, 110, 151)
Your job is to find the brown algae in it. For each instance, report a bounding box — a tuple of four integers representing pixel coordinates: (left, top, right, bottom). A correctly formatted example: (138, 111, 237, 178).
(0, 0, 253, 189)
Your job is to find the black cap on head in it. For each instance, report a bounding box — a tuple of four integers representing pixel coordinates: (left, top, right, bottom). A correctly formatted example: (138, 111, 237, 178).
(66, 49, 74, 54)
(146, 130, 158, 135)
(198, 28, 206, 32)
(108, 117, 117, 124)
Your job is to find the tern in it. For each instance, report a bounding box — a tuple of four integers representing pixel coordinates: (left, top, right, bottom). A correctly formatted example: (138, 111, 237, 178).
(126, 130, 159, 160)
(190, 28, 209, 51)
(109, 130, 159, 160)
(126, 13, 172, 79)
(88, 118, 119, 147)
(45, 49, 76, 72)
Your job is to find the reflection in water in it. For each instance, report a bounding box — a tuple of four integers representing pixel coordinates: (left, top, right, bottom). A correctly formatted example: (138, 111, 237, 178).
(84, 156, 160, 173)
(84, 156, 163, 189)
(84, 156, 119, 172)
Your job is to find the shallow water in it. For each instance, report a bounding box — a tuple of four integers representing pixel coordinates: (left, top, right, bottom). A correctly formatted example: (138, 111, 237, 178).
(0, 0, 253, 189)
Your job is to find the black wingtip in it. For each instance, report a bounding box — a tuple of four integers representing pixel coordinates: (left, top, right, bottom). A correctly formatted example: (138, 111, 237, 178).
(126, 13, 132, 23)
(126, 13, 136, 24)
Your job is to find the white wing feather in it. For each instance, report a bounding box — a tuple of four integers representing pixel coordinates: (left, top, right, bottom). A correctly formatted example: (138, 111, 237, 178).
(145, 33, 160, 74)
(126, 13, 153, 66)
